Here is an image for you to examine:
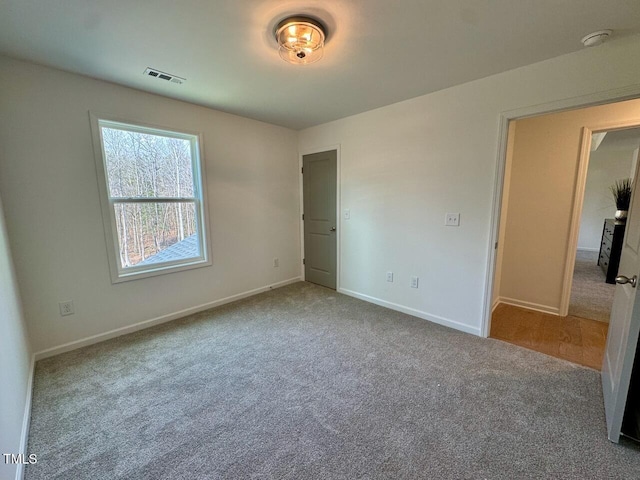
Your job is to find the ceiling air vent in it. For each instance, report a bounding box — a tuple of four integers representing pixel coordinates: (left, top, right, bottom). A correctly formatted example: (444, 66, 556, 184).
(143, 68, 186, 85)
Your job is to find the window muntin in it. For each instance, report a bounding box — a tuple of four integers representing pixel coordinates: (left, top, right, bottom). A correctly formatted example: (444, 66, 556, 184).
(94, 118, 209, 281)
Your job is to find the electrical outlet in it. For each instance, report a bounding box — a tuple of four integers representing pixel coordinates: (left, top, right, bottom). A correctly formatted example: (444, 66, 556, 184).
(386, 271, 394, 282)
(344, 209, 351, 220)
(59, 300, 74, 316)
(273, 257, 279, 268)
(410, 276, 419, 288)
(445, 213, 460, 226)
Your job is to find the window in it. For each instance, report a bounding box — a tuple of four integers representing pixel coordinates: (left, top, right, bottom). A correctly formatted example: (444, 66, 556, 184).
(91, 115, 210, 282)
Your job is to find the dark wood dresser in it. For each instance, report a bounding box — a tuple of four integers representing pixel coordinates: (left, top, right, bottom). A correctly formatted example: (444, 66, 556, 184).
(598, 218, 626, 284)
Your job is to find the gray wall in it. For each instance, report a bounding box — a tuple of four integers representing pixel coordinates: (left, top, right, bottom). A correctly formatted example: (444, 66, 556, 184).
(0, 194, 32, 480)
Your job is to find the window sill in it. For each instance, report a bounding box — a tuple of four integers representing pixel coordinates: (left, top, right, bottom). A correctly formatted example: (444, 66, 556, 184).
(110, 258, 212, 284)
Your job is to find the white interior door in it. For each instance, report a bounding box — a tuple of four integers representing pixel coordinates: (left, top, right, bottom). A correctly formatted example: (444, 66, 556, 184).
(602, 164, 640, 442)
(303, 150, 337, 289)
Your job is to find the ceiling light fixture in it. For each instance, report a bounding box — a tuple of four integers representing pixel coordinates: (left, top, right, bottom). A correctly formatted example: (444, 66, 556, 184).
(581, 30, 612, 47)
(274, 16, 326, 65)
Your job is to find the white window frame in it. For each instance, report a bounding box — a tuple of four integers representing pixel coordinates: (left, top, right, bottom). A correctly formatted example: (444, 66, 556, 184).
(89, 112, 212, 283)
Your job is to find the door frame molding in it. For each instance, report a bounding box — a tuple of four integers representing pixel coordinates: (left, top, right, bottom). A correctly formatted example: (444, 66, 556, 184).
(482, 84, 640, 338)
(299, 144, 341, 290)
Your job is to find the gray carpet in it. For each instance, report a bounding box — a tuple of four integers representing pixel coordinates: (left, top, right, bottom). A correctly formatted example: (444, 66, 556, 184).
(26, 282, 640, 479)
(569, 250, 615, 323)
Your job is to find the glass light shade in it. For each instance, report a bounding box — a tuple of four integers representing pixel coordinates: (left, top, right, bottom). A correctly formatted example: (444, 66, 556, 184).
(275, 17, 326, 65)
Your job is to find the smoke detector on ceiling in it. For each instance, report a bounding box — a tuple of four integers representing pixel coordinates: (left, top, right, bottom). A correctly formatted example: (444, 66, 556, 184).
(143, 68, 186, 84)
(581, 30, 612, 47)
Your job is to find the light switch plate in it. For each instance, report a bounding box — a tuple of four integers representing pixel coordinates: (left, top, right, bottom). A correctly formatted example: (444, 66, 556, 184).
(386, 271, 393, 282)
(344, 209, 351, 220)
(445, 213, 460, 226)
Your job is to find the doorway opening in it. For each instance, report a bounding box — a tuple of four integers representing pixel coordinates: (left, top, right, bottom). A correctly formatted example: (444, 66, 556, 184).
(569, 128, 640, 322)
(489, 97, 640, 370)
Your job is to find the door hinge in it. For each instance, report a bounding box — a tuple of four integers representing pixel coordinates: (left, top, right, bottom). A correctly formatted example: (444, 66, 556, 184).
(303, 258, 305, 265)
(302, 213, 304, 220)
(301, 167, 303, 174)
(494, 242, 498, 250)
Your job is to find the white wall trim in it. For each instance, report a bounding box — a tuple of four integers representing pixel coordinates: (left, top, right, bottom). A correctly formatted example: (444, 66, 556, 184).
(491, 298, 501, 313)
(481, 113, 511, 337)
(483, 83, 640, 339)
(339, 287, 481, 336)
(497, 297, 560, 316)
(15, 354, 35, 480)
(299, 144, 342, 290)
(499, 84, 640, 122)
(34, 277, 301, 360)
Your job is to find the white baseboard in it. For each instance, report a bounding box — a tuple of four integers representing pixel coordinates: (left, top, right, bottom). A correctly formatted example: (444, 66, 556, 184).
(15, 354, 35, 480)
(338, 288, 481, 336)
(34, 277, 302, 360)
(491, 298, 501, 313)
(497, 297, 560, 315)
(577, 247, 600, 253)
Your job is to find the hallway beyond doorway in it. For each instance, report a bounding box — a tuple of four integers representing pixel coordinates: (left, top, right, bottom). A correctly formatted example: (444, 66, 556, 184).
(569, 250, 615, 323)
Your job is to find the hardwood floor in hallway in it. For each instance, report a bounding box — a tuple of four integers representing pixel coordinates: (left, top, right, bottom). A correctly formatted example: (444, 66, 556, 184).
(490, 303, 609, 370)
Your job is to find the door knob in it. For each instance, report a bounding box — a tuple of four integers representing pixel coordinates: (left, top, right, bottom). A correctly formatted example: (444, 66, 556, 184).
(330, 226, 336, 232)
(615, 275, 637, 287)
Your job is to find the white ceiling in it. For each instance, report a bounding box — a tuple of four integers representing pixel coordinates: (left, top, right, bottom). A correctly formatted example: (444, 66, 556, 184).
(2, 1, 640, 130)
